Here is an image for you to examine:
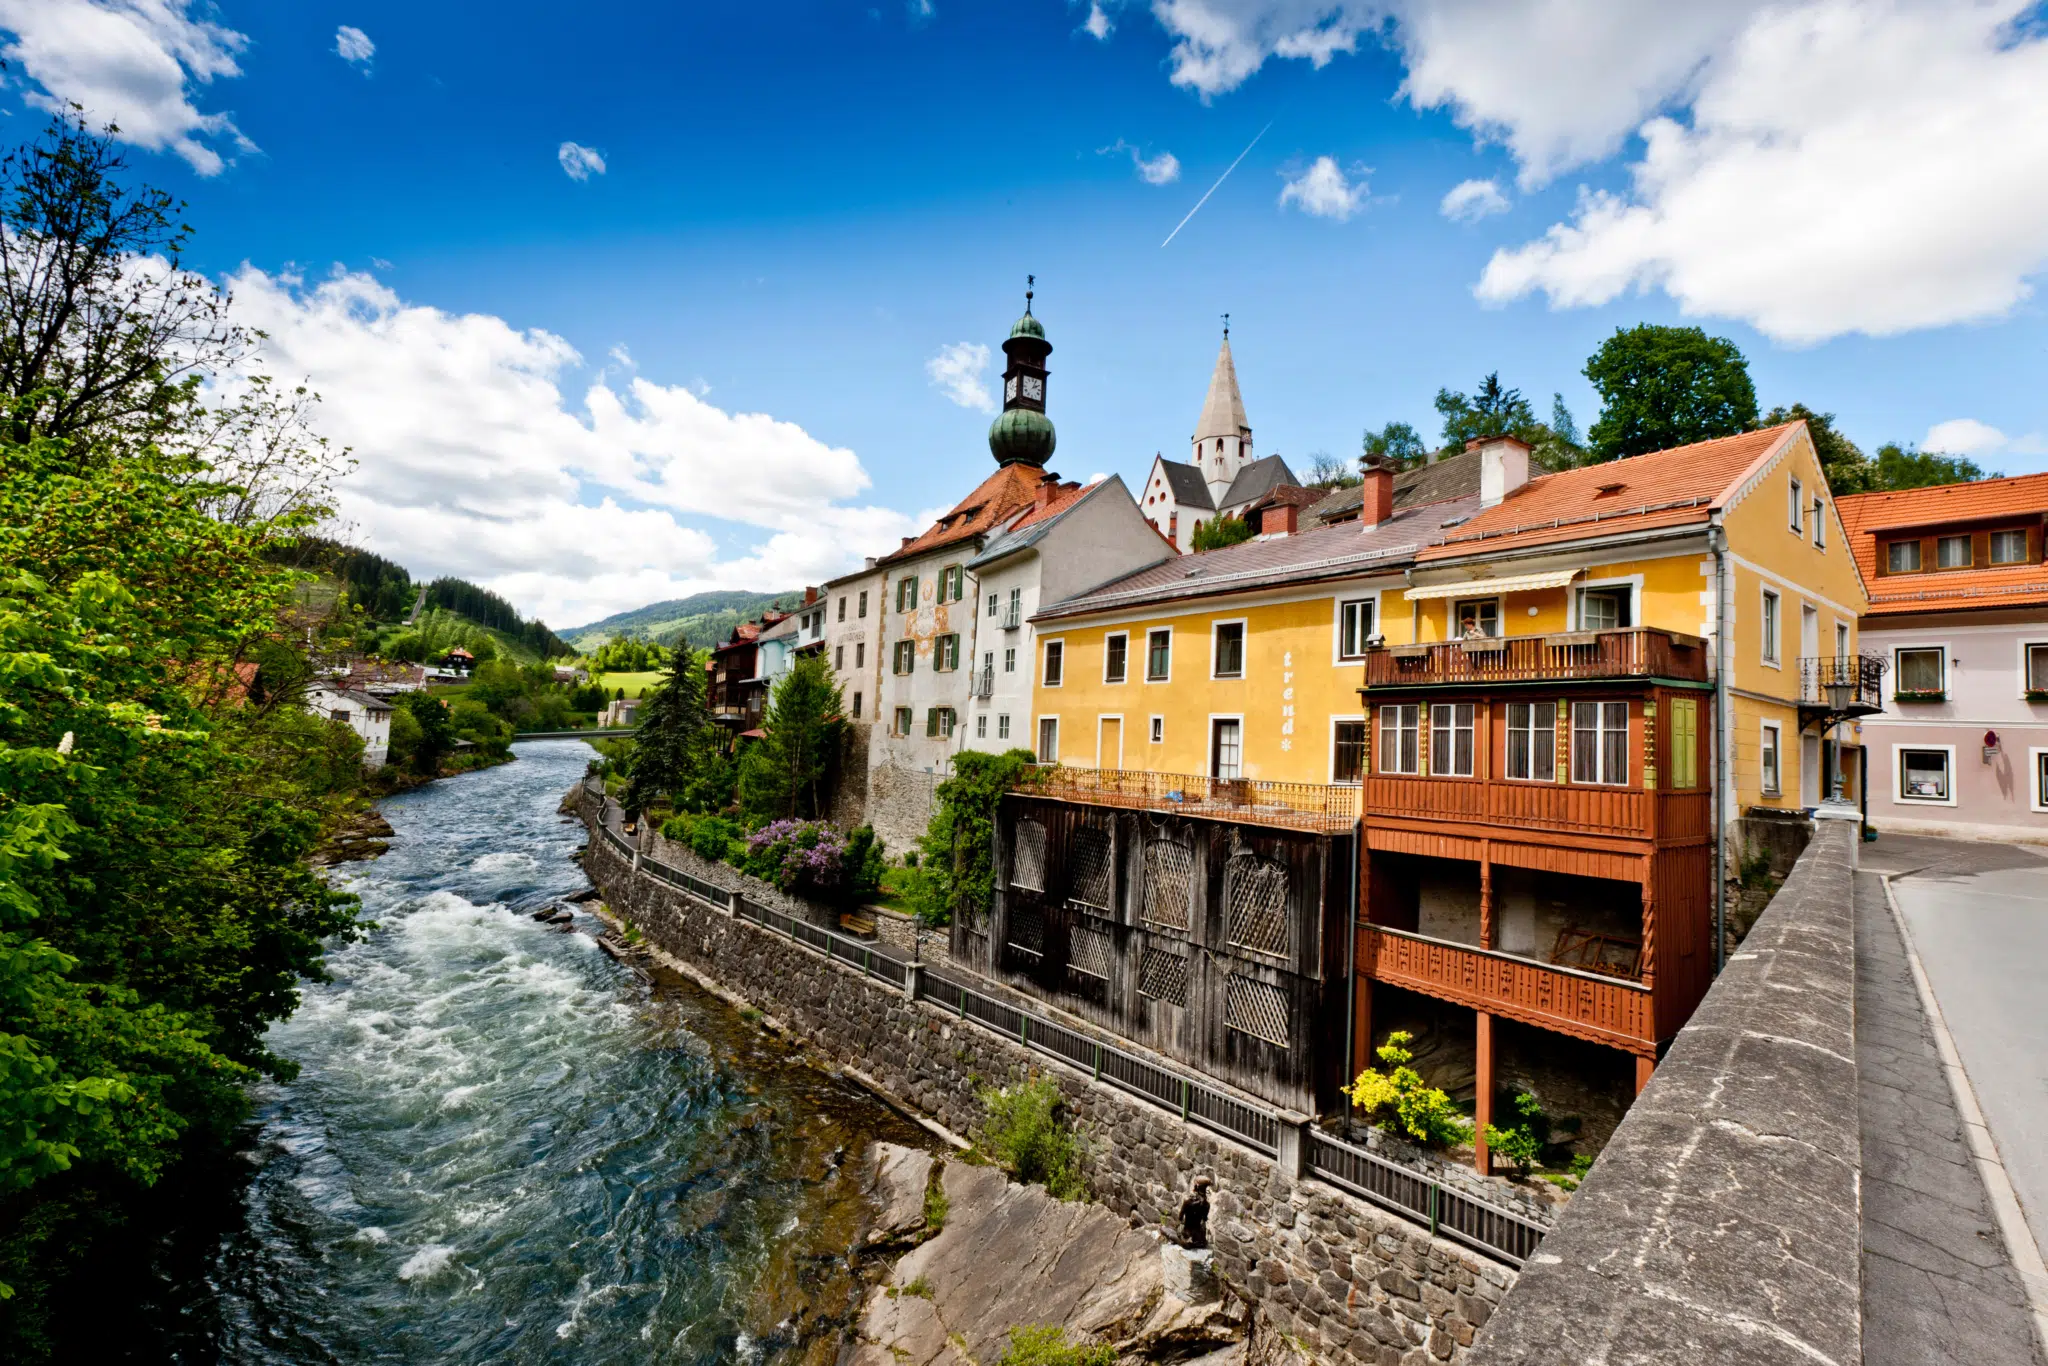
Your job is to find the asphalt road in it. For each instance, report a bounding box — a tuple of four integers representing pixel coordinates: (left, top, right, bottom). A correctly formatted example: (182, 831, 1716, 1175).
(1864, 834, 2048, 1270)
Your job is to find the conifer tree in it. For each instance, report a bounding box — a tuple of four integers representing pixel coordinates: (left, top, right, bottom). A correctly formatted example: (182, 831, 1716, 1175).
(739, 653, 845, 820)
(626, 644, 708, 810)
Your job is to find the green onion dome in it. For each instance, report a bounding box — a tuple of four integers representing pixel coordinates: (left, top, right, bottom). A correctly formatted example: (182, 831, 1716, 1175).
(988, 406, 1056, 467)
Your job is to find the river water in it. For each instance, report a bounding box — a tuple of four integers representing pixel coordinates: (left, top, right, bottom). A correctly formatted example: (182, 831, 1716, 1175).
(123, 741, 926, 1365)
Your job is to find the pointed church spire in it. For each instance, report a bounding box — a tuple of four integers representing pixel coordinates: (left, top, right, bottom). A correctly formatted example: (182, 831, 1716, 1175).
(1193, 329, 1250, 446)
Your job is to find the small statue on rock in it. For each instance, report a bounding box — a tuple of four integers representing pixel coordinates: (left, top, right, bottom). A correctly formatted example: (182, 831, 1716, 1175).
(1178, 1176, 1212, 1249)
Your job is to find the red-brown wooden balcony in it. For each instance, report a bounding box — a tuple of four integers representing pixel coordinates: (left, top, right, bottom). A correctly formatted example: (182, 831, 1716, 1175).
(1362, 774, 1711, 844)
(1362, 627, 1708, 689)
(1359, 923, 1657, 1054)
(1021, 765, 1359, 834)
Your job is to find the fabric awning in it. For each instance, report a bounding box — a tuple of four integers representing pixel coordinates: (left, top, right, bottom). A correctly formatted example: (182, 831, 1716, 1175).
(1403, 568, 1580, 601)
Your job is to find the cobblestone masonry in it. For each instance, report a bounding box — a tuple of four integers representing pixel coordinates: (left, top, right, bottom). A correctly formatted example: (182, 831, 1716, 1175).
(577, 786, 1512, 1366)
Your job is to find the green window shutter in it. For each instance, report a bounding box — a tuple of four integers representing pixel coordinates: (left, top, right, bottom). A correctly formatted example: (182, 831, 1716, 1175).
(926, 708, 939, 737)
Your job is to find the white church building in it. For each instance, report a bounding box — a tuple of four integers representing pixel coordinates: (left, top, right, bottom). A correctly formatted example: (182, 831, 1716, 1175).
(1138, 330, 1298, 553)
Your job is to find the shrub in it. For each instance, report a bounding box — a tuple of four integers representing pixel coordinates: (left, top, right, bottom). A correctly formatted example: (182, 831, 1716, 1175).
(662, 810, 745, 865)
(901, 1276, 935, 1300)
(976, 1076, 1086, 1200)
(923, 1173, 948, 1232)
(842, 825, 887, 905)
(1483, 1092, 1548, 1174)
(743, 818, 855, 897)
(996, 1325, 1116, 1366)
(1343, 1031, 1467, 1148)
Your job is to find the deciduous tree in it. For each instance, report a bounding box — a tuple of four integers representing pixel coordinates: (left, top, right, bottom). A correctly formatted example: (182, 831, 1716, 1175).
(1583, 324, 1758, 461)
(739, 654, 845, 821)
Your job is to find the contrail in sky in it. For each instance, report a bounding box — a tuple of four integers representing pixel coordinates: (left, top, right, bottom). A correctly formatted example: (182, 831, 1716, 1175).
(1161, 122, 1273, 247)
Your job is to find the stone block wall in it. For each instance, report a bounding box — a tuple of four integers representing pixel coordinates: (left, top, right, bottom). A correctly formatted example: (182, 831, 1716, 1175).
(865, 758, 938, 854)
(578, 785, 1511, 1366)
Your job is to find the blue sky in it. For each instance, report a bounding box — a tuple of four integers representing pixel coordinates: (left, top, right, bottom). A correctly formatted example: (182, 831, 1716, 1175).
(5, 1, 2046, 626)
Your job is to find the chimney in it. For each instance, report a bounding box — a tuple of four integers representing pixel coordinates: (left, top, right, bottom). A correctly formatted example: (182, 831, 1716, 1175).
(1359, 459, 1395, 528)
(1260, 503, 1298, 536)
(900, 536, 913, 548)
(803, 585, 820, 606)
(1471, 436, 1532, 508)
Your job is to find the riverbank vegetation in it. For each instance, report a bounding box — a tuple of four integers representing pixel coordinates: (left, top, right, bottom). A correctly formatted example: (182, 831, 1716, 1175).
(0, 116, 388, 1355)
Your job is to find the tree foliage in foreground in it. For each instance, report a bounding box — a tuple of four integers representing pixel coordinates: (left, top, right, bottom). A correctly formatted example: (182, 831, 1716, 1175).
(1583, 324, 1758, 461)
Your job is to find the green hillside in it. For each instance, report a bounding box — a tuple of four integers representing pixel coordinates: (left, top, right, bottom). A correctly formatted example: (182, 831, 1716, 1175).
(562, 589, 801, 652)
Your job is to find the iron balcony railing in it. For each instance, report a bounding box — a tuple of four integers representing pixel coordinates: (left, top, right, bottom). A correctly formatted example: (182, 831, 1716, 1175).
(584, 784, 1545, 1266)
(1001, 604, 1023, 630)
(1362, 626, 1709, 688)
(1021, 765, 1360, 834)
(970, 666, 995, 698)
(1797, 653, 1886, 712)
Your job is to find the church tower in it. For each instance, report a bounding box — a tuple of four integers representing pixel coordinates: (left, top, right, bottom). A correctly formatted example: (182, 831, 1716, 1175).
(1191, 319, 1252, 504)
(988, 278, 1056, 468)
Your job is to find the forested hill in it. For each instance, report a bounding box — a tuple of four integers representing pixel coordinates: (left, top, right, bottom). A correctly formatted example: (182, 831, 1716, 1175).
(424, 577, 571, 658)
(279, 538, 571, 658)
(562, 589, 801, 652)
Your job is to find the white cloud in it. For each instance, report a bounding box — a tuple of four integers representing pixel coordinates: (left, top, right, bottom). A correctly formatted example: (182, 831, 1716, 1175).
(1920, 418, 2047, 460)
(908, 0, 936, 23)
(335, 25, 374, 65)
(1149, 0, 1374, 98)
(607, 343, 634, 370)
(1100, 139, 1181, 185)
(1082, 3, 1113, 39)
(1278, 156, 1366, 220)
(225, 266, 919, 626)
(557, 141, 606, 181)
(925, 341, 996, 413)
(1439, 177, 1507, 222)
(0, 0, 252, 175)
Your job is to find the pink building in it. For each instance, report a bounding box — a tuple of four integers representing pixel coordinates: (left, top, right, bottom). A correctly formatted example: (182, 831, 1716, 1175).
(1840, 474, 2048, 840)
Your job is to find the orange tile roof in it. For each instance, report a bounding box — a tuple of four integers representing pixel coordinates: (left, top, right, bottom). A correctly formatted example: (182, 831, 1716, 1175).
(1006, 477, 1096, 532)
(878, 462, 1054, 566)
(1837, 472, 2048, 616)
(1415, 423, 1801, 563)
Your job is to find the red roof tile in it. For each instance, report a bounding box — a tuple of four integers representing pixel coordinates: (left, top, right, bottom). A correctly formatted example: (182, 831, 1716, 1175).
(878, 463, 1056, 566)
(1837, 472, 2048, 616)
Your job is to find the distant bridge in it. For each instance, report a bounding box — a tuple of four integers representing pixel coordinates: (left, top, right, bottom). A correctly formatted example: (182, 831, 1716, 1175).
(509, 729, 639, 742)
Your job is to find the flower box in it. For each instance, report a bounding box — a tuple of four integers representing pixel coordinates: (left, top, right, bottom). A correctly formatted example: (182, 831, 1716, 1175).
(1892, 689, 1947, 703)
(2026, 689, 2048, 703)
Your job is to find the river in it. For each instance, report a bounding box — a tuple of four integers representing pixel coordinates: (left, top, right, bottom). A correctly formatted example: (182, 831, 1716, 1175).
(115, 740, 928, 1365)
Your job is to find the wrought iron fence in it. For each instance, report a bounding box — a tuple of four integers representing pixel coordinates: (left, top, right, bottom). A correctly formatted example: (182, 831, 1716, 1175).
(1021, 765, 1360, 834)
(1797, 652, 1887, 710)
(587, 797, 1540, 1266)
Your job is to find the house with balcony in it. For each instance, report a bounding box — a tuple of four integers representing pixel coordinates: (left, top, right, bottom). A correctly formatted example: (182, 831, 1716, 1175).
(1838, 471, 2048, 839)
(1015, 421, 1868, 1170)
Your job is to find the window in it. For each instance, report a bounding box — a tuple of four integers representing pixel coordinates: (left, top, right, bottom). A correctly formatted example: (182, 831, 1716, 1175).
(934, 633, 960, 671)
(1761, 588, 1780, 664)
(1377, 704, 1420, 774)
(1337, 599, 1374, 660)
(837, 596, 846, 622)
(1332, 720, 1367, 784)
(329, 707, 350, 722)
(1147, 628, 1172, 681)
(2036, 749, 2048, 813)
(2028, 643, 2048, 694)
(1149, 716, 1163, 744)
(987, 592, 999, 617)
(1669, 697, 1699, 788)
(981, 651, 994, 683)
(1760, 722, 1781, 795)
(855, 642, 865, 668)
(1104, 632, 1128, 683)
(1991, 529, 2029, 565)
(1042, 640, 1064, 686)
(1430, 703, 1476, 776)
(1813, 498, 1826, 548)
(834, 645, 844, 670)
(893, 706, 913, 737)
(1788, 477, 1803, 533)
(1505, 701, 1556, 781)
(852, 691, 862, 718)
(1007, 587, 1022, 621)
(927, 707, 955, 739)
(1210, 718, 1242, 779)
(1212, 622, 1245, 678)
(1003, 647, 1016, 673)
(896, 576, 917, 611)
(976, 715, 987, 739)
(1037, 717, 1059, 762)
(1895, 647, 1944, 696)
(858, 590, 868, 618)
(1937, 535, 1971, 569)
(1576, 586, 1633, 631)
(1836, 621, 1851, 659)
(892, 640, 914, 675)
(1887, 541, 1922, 573)
(1899, 748, 1951, 801)
(938, 564, 965, 603)
(1571, 701, 1629, 786)
(998, 714, 1010, 740)
(1453, 598, 1500, 638)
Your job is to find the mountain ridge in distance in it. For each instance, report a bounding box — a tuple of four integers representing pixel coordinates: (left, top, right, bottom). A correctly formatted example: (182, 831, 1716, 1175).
(561, 589, 801, 653)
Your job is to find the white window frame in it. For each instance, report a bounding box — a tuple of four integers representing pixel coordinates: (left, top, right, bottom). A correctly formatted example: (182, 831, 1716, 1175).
(893, 640, 915, 676)
(1788, 477, 1804, 534)
(1210, 618, 1248, 680)
(1760, 587, 1781, 668)
(1097, 713, 1124, 769)
(2021, 640, 2048, 696)
(1208, 713, 1245, 779)
(1329, 714, 1368, 785)
(997, 713, 1010, 740)
(1377, 703, 1421, 775)
(1003, 646, 1016, 673)
(1429, 702, 1477, 778)
(1893, 644, 1947, 697)
(1041, 637, 1065, 688)
(1149, 715, 1164, 744)
(1892, 743, 1957, 806)
(1447, 596, 1503, 639)
(893, 706, 913, 737)
(1812, 496, 1826, 549)
(1036, 716, 1059, 764)
(1571, 701, 1629, 787)
(1504, 700, 1557, 782)
(1334, 596, 1376, 663)
(1759, 720, 1783, 796)
(975, 714, 987, 739)
(1145, 627, 1173, 683)
(934, 632, 960, 672)
(2031, 747, 2048, 814)
(1568, 574, 1643, 631)
(1103, 631, 1130, 685)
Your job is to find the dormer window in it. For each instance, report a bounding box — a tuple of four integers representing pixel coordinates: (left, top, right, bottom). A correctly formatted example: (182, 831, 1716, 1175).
(1937, 535, 1971, 569)
(1992, 529, 2029, 564)
(1887, 541, 1922, 573)
(1595, 482, 1626, 498)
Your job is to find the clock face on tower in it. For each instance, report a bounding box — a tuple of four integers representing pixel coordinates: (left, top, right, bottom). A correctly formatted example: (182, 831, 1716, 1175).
(1021, 375, 1044, 402)
(1005, 376, 1019, 402)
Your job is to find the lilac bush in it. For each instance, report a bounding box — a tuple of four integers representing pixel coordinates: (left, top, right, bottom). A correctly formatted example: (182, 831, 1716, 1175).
(742, 818, 850, 896)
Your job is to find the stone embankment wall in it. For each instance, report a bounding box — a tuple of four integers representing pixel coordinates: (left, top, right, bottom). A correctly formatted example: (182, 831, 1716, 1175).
(577, 785, 1512, 1366)
(1469, 817, 1861, 1366)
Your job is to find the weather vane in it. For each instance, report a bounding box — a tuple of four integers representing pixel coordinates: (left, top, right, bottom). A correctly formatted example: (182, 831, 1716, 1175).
(1025, 273, 1035, 313)
(1222, 311, 1230, 338)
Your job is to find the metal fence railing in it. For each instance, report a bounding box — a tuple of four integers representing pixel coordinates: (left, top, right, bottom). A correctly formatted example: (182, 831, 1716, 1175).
(582, 791, 1541, 1266)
